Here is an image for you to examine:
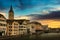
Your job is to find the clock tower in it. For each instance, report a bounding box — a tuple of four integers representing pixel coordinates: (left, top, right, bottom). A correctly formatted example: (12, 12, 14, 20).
(9, 5, 14, 20)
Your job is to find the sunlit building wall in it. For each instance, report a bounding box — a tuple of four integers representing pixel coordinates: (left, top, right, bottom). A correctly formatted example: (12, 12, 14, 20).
(0, 14, 7, 36)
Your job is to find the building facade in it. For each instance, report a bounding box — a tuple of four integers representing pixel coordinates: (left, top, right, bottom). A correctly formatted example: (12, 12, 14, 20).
(28, 21, 43, 34)
(0, 14, 7, 36)
(0, 5, 49, 36)
(7, 20, 20, 36)
(6, 6, 30, 36)
(7, 19, 30, 36)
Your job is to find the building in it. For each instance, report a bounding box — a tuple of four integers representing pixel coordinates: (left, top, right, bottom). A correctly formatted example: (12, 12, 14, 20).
(0, 5, 49, 36)
(7, 19, 30, 36)
(7, 5, 19, 36)
(7, 20, 20, 36)
(9, 5, 14, 20)
(28, 21, 43, 34)
(19, 20, 30, 35)
(0, 14, 7, 36)
(6, 5, 30, 36)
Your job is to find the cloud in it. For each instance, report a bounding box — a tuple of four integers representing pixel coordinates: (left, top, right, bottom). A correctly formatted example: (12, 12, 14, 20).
(41, 10, 49, 15)
(50, 7, 60, 11)
(0, 12, 6, 17)
(28, 11, 60, 20)
(15, 16, 32, 20)
(1, 0, 60, 17)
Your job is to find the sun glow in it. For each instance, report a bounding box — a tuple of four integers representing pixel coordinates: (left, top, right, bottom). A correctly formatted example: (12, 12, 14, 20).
(35, 19, 60, 28)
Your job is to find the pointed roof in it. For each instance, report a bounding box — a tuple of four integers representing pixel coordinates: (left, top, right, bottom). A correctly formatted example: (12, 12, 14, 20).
(9, 5, 14, 12)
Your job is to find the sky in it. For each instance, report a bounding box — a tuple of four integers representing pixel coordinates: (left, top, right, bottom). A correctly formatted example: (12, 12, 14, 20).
(0, 0, 60, 18)
(0, 0, 60, 28)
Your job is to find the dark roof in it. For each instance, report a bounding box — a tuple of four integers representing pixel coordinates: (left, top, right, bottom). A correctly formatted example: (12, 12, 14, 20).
(30, 21, 42, 25)
(7, 19, 29, 21)
(6, 19, 30, 25)
(0, 14, 6, 19)
(9, 5, 14, 12)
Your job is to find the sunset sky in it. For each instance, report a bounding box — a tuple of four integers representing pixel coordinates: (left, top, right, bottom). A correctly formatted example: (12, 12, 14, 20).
(0, 0, 60, 17)
(0, 0, 60, 28)
(34, 19, 60, 28)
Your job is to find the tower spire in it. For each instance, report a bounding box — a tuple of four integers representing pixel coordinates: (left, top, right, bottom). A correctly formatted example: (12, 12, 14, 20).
(9, 5, 13, 12)
(8, 5, 14, 20)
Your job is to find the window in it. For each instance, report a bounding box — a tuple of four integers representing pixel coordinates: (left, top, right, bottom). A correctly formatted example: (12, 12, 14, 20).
(9, 29, 12, 31)
(32, 26, 34, 29)
(0, 24, 6, 26)
(14, 23, 18, 25)
(14, 26, 18, 28)
(9, 23, 12, 25)
(24, 27, 26, 28)
(14, 29, 17, 31)
(19, 29, 23, 31)
(3, 28, 6, 30)
(4, 24, 6, 26)
(19, 26, 23, 28)
(9, 33, 11, 35)
(9, 26, 12, 28)
(0, 24, 2, 26)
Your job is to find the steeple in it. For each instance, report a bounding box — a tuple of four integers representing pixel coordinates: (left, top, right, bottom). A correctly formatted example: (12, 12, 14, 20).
(9, 5, 13, 12)
(9, 5, 14, 20)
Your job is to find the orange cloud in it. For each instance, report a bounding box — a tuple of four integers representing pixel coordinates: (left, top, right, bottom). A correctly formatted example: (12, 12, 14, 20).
(34, 19, 60, 28)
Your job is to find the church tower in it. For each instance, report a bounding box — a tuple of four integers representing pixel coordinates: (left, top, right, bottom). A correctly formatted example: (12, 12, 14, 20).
(9, 5, 14, 20)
